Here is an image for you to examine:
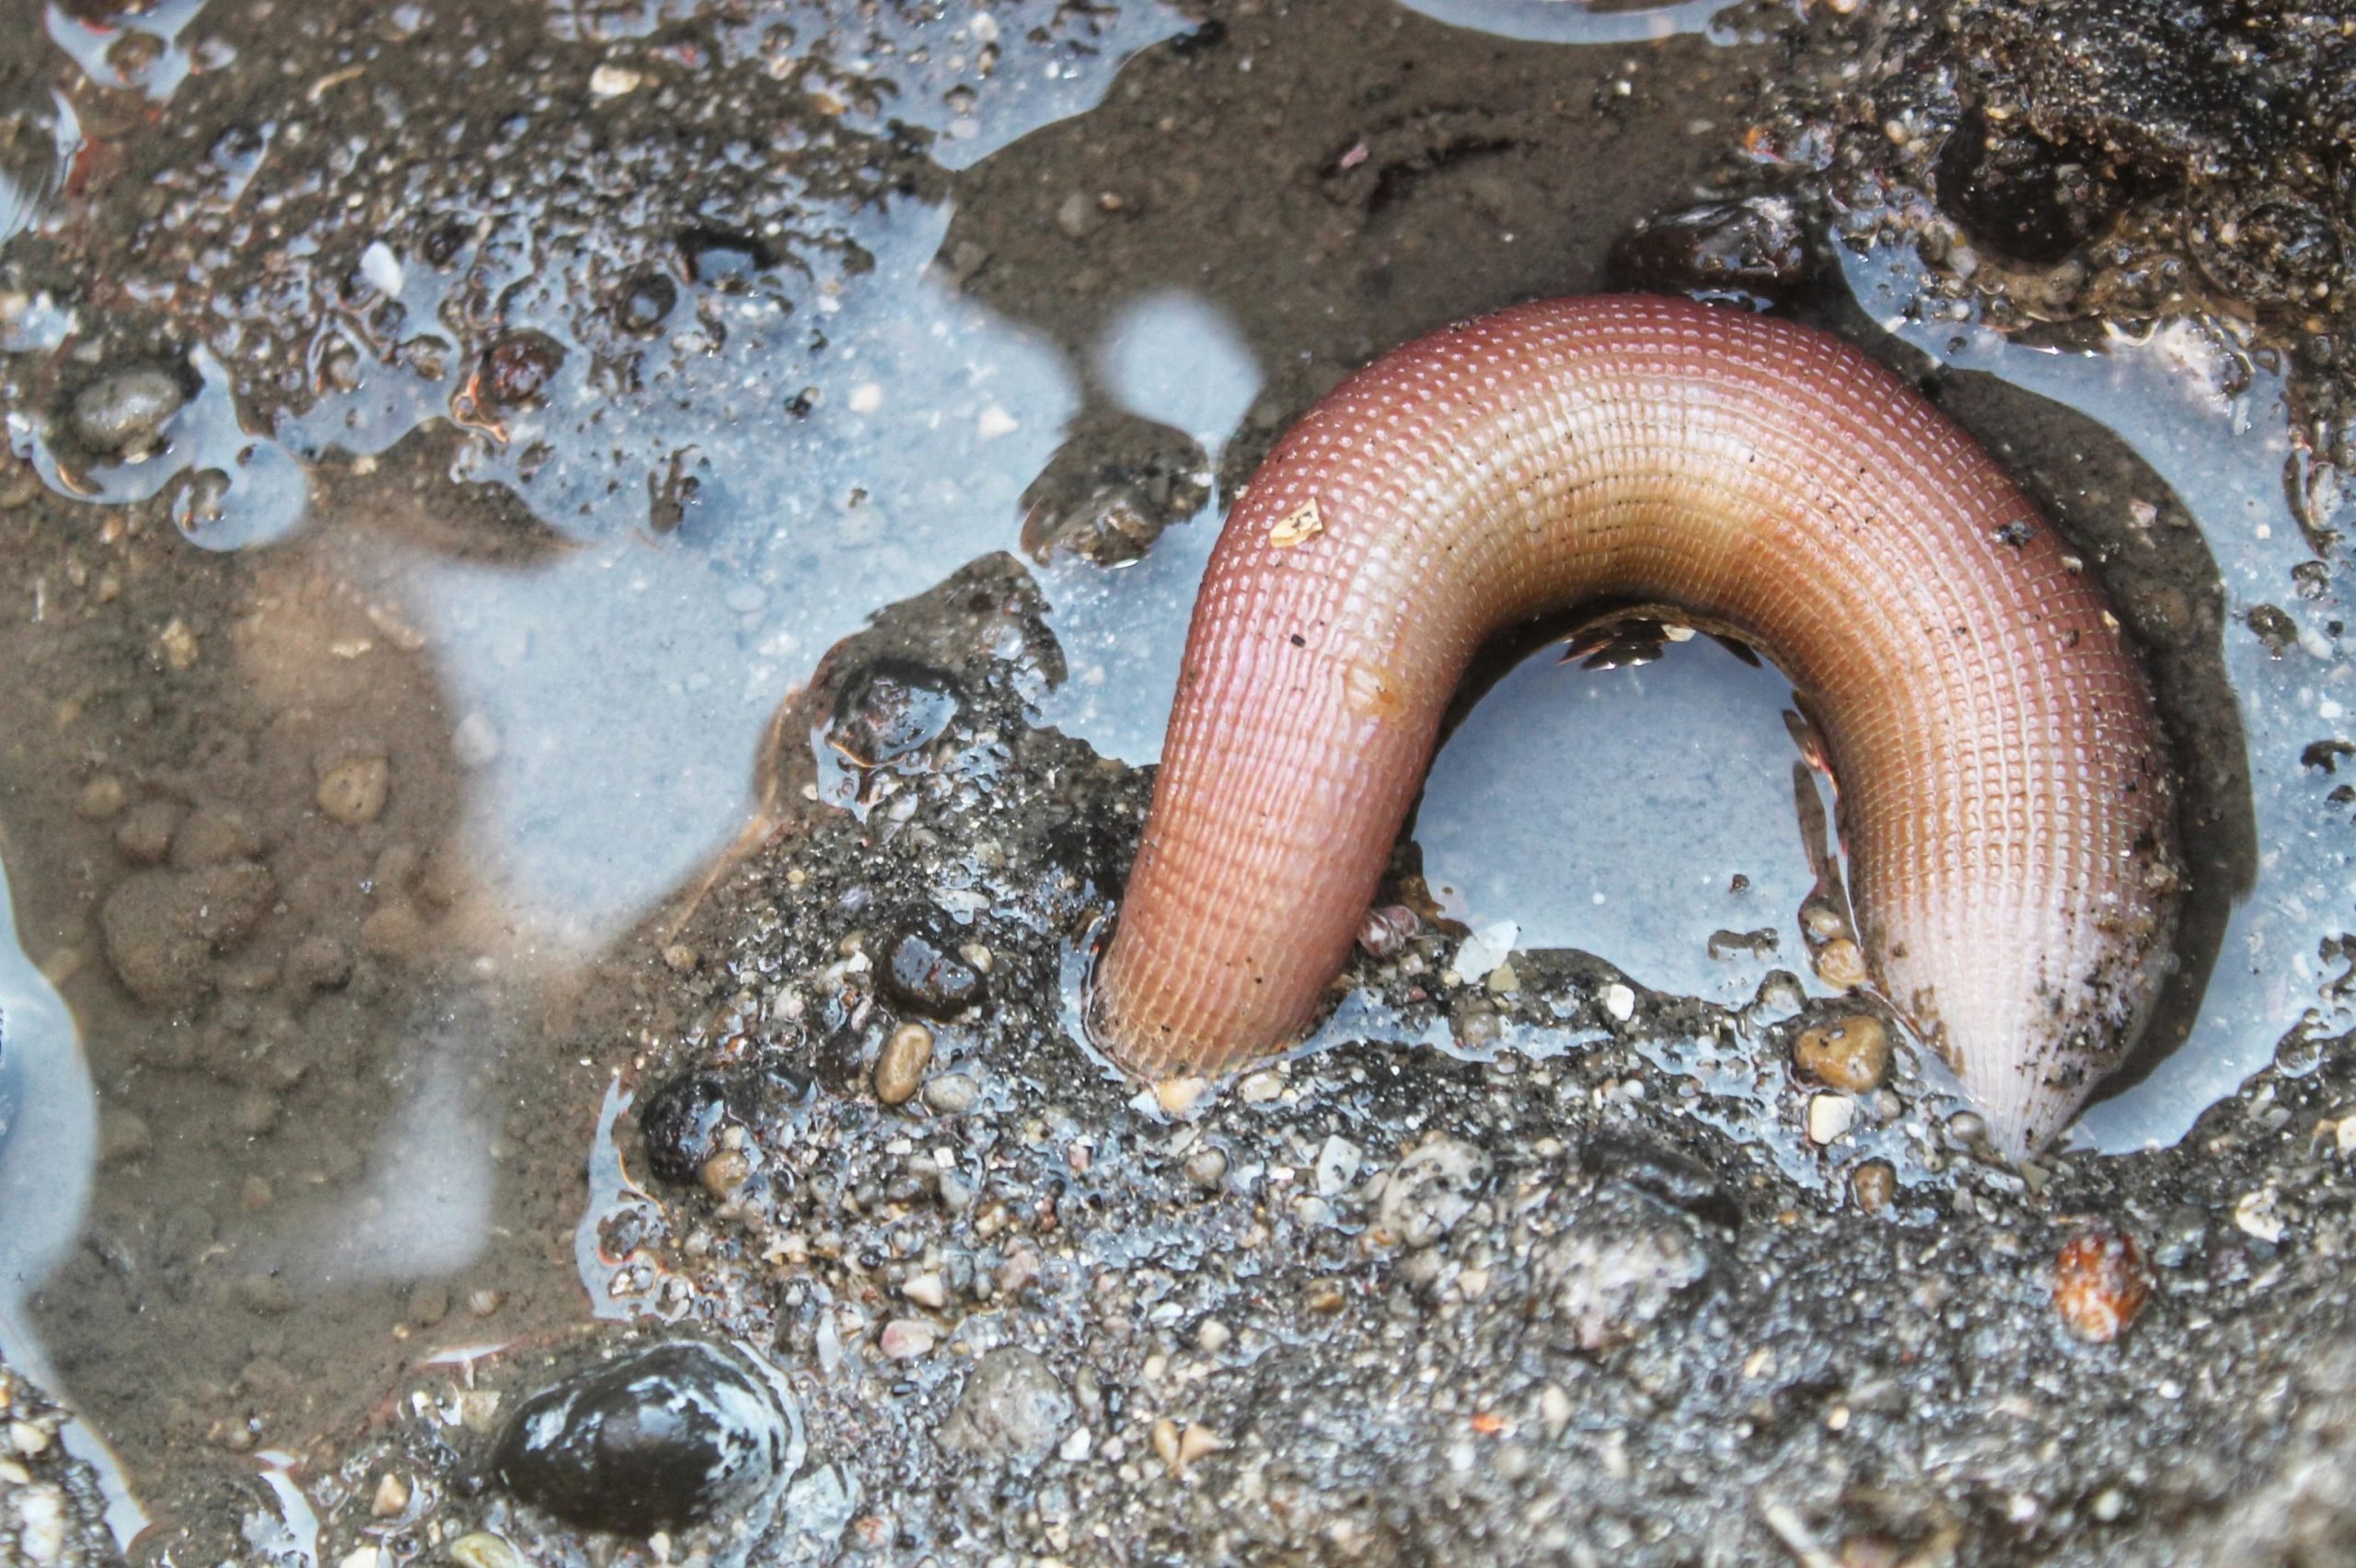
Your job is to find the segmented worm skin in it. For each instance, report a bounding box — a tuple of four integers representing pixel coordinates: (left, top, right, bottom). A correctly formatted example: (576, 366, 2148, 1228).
(1095, 294, 2178, 1158)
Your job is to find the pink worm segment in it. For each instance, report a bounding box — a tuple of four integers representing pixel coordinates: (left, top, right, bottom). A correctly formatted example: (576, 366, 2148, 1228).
(1095, 294, 2177, 1158)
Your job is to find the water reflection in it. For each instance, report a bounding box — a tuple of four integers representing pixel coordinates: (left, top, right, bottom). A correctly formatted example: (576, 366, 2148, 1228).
(0, 853, 94, 1378)
(1391, 0, 1735, 45)
(1416, 636, 1823, 1005)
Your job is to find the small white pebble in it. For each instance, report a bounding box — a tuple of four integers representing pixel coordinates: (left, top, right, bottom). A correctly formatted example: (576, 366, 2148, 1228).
(1058, 1425, 1093, 1463)
(359, 240, 405, 296)
(1602, 983, 1636, 1022)
(589, 63, 641, 97)
(901, 1273, 948, 1309)
(976, 404, 1019, 441)
(1807, 1092, 1856, 1146)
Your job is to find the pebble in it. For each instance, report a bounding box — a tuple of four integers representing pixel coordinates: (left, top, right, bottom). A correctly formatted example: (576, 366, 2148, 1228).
(359, 238, 405, 295)
(699, 1148, 752, 1199)
(827, 660, 959, 769)
(69, 365, 186, 455)
(1378, 1135, 1492, 1248)
(317, 755, 391, 825)
(1238, 1069, 1286, 1103)
(1195, 1320, 1231, 1354)
(1946, 1111, 1988, 1147)
(1793, 1013, 1891, 1092)
(1357, 904, 1419, 959)
(1451, 920, 1518, 986)
(1609, 192, 1809, 303)
(1182, 1146, 1229, 1190)
(1849, 1159, 1898, 1214)
(612, 269, 677, 336)
(2339, 1114, 2356, 1159)
(901, 1272, 949, 1309)
(2052, 1224, 2153, 1344)
(369, 1471, 410, 1518)
(489, 1342, 791, 1537)
(937, 1347, 1074, 1465)
(881, 929, 985, 1019)
(1806, 1092, 1856, 1146)
(1601, 983, 1636, 1022)
(1313, 1136, 1362, 1196)
(477, 331, 564, 409)
(922, 1072, 981, 1114)
(114, 800, 182, 864)
(1156, 1076, 1208, 1116)
(74, 775, 126, 820)
(874, 1022, 934, 1106)
(446, 1534, 524, 1568)
(879, 1319, 938, 1359)
(1812, 939, 1869, 990)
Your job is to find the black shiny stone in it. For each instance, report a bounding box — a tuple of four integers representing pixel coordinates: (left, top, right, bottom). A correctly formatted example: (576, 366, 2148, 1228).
(490, 1341, 790, 1538)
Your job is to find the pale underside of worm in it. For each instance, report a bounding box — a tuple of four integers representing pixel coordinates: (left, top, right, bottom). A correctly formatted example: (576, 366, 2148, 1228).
(1093, 294, 2179, 1159)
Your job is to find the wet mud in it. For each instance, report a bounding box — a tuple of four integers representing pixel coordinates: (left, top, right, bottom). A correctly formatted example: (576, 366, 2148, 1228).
(1, 0, 2353, 1563)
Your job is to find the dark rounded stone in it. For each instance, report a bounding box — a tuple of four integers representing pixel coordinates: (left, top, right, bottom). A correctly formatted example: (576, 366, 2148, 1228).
(638, 1072, 751, 1187)
(637, 1066, 807, 1187)
(1932, 110, 2126, 266)
(1607, 193, 1809, 306)
(477, 331, 565, 409)
(880, 928, 984, 1020)
(826, 660, 959, 770)
(490, 1342, 790, 1538)
(613, 270, 678, 337)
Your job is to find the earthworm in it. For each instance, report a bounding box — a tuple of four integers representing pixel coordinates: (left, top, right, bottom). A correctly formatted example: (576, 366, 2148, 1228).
(1093, 294, 2177, 1158)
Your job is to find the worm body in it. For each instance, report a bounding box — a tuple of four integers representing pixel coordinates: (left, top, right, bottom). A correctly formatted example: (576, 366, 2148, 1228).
(1095, 294, 2177, 1158)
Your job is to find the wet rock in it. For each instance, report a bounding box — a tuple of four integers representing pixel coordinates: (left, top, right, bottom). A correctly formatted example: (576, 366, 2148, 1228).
(168, 805, 264, 870)
(1794, 1013, 1892, 1092)
(2053, 1223, 2154, 1344)
(1932, 110, 2126, 266)
(638, 1070, 761, 1188)
(880, 928, 984, 1019)
(922, 1071, 981, 1114)
(826, 660, 959, 770)
(489, 1341, 790, 1539)
(1608, 192, 1809, 304)
(2189, 194, 2343, 303)
(73, 775, 125, 820)
(68, 365, 187, 456)
(873, 1021, 934, 1106)
(1357, 904, 1419, 959)
(477, 331, 564, 409)
(1580, 1135, 1739, 1231)
(98, 862, 275, 1007)
(1528, 1182, 1714, 1354)
(316, 755, 391, 826)
(937, 1347, 1074, 1466)
(1849, 1159, 1898, 1214)
(612, 270, 677, 336)
(1377, 1134, 1491, 1248)
(1016, 412, 1208, 568)
(113, 799, 182, 864)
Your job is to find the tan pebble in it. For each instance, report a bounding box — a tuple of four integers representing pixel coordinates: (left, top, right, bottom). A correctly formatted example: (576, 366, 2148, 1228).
(1794, 1013, 1891, 1092)
(874, 1021, 934, 1105)
(10, 1418, 51, 1455)
(156, 617, 199, 671)
(369, 1470, 410, 1518)
(699, 1148, 752, 1199)
(456, 1389, 502, 1433)
(317, 755, 391, 825)
(1484, 959, 1519, 995)
(1195, 1319, 1231, 1354)
(75, 774, 127, 820)
(1177, 1423, 1220, 1467)
(901, 1272, 948, 1309)
(1155, 1075, 1207, 1116)
(1303, 1278, 1346, 1314)
(1238, 1069, 1286, 1103)
(2336, 1113, 2356, 1159)
(2052, 1224, 2152, 1344)
(337, 1547, 384, 1568)
(466, 1287, 504, 1317)
(1813, 938, 1869, 990)
(1849, 1159, 1897, 1214)
(1183, 1146, 1229, 1189)
(1150, 1416, 1182, 1470)
(662, 942, 699, 973)
(447, 1532, 525, 1568)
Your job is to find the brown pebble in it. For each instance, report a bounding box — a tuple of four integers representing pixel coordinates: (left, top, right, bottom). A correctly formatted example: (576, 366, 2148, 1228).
(1795, 1013, 1891, 1092)
(1848, 1159, 1897, 1214)
(115, 799, 184, 864)
(699, 1148, 752, 1199)
(317, 755, 391, 825)
(1812, 938, 1869, 990)
(874, 1021, 934, 1105)
(2052, 1223, 2153, 1344)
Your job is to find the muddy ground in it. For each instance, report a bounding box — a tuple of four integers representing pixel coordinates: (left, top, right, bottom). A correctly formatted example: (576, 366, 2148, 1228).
(2, 0, 2355, 1563)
